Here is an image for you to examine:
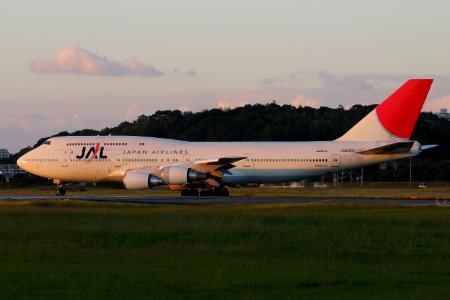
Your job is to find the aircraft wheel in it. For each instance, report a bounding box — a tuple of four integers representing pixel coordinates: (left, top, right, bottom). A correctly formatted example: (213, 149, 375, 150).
(215, 188, 229, 196)
(56, 187, 66, 196)
(181, 189, 199, 197)
(200, 189, 229, 197)
(200, 189, 211, 197)
(220, 189, 229, 197)
(189, 189, 199, 197)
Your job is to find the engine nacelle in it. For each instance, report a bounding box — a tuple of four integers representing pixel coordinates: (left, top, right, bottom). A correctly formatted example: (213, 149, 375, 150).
(161, 166, 206, 185)
(123, 172, 164, 190)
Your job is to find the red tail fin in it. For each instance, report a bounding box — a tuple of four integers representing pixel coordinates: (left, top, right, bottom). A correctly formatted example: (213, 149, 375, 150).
(337, 79, 433, 141)
(376, 79, 433, 139)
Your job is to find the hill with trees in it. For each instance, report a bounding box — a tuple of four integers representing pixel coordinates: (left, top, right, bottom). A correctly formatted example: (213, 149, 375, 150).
(11, 103, 450, 182)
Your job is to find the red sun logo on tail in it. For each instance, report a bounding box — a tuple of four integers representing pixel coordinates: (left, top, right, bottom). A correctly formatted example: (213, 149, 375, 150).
(376, 79, 433, 139)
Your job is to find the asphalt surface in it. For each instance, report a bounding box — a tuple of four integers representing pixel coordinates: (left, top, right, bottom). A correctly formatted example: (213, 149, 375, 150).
(0, 195, 445, 206)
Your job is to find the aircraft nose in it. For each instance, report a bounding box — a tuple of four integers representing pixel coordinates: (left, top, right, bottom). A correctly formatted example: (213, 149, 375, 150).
(17, 154, 27, 169)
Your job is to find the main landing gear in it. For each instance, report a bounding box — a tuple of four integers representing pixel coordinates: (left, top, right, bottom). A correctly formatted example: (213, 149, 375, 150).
(180, 188, 199, 197)
(54, 180, 66, 196)
(180, 187, 229, 197)
(200, 188, 229, 197)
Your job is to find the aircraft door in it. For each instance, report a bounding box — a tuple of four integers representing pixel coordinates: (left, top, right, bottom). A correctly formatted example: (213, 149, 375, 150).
(330, 154, 340, 167)
(114, 156, 122, 168)
(59, 149, 69, 168)
(243, 154, 253, 168)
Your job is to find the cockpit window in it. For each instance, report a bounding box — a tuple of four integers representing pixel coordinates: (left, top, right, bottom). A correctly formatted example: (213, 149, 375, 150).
(43, 141, 51, 145)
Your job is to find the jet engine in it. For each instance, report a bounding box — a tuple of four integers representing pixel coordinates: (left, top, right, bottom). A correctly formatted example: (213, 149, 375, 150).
(123, 172, 165, 190)
(161, 166, 206, 185)
(123, 167, 206, 189)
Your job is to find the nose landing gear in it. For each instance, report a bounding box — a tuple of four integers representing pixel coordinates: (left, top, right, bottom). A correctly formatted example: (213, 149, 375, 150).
(54, 179, 66, 196)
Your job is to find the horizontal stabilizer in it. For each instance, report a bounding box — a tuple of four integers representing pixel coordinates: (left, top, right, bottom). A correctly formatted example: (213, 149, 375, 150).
(357, 141, 415, 155)
(421, 144, 439, 150)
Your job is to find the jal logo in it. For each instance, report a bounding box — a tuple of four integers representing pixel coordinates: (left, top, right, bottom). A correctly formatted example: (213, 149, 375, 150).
(76, 143, 108, 159)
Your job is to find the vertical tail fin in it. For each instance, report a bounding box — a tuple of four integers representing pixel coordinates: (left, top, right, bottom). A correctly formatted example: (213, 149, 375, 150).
(337, 79, 433, 141)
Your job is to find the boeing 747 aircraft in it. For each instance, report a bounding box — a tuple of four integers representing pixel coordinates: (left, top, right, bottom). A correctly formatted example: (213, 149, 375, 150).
(18, 79, 434, 196)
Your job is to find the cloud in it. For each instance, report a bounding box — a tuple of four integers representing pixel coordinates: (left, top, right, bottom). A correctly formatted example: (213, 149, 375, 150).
(218, 100, 248, 110)
(317, 70, 375, 90)
(0, 110, 73, 151)
(125, 103, 140, 119)
(4, 74, 447, 153)
(178, 105, 192, 112)
(259, 78, 283, 85)
(216, 87, 286, 105)
(424, 95, 450, 113)
(7, 111, 68, 135)
(216, 87, 321, 110)
(290, 94, 319, 108)
(173, 68, 197, 76)
(289, 71, 309, 83)
(30, 47, 164, 77)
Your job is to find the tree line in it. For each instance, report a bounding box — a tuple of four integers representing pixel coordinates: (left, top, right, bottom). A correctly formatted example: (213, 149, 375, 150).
(8, 103, 450, 182)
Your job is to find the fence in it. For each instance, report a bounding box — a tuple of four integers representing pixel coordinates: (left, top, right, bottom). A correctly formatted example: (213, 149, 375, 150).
(325, 181, 450, 188)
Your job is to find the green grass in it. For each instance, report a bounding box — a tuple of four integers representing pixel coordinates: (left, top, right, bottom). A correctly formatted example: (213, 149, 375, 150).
(1, 185, 450, 199)
(0, 202, 449, 299)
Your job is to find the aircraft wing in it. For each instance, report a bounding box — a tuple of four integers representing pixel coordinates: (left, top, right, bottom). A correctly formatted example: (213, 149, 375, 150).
(192, 156, 246, 167)
(122, 156, 246, 178)
(163, 156, 246, 175)
(118, 156, 246, 188)
(186, 156, 247, 185)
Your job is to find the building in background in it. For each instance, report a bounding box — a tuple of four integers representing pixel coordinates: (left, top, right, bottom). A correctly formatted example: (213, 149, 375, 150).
(0, 149, 10, 160)
(438, 109, 450, 119)
(0, 164, 26, 183)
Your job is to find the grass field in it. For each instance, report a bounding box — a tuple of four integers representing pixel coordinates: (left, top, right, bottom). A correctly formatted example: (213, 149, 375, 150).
(0, 201, 449, 299)
(1, 185, 450, 200)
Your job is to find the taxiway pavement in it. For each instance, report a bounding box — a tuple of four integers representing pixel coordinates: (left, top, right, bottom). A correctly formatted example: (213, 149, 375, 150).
(0, 195, 441, 206)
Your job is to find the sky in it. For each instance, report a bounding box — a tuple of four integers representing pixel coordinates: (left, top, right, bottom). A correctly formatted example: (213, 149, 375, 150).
(2, 0, 450, 152)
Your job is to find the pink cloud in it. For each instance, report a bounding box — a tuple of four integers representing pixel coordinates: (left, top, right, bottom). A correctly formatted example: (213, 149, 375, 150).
(424, 95, 450, 113)
(30, 47, 163, 77)
(317, 70, 375, 90)
(125, 103, 140, 119)
(178, 105, 192, 112)
(6, 111, 68, 136)
(218, 100, 248, 110)
(217, 88, 285, 105)
(290, 94, 319, 108)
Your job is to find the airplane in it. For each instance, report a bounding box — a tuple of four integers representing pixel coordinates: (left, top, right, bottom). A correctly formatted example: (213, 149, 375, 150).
(17, 79, 435, 196)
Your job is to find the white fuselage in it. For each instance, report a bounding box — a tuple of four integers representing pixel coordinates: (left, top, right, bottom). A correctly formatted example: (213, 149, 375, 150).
(17, 136, 420, 185)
